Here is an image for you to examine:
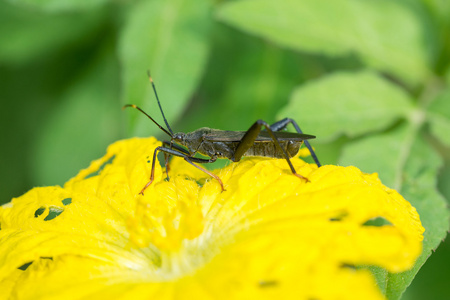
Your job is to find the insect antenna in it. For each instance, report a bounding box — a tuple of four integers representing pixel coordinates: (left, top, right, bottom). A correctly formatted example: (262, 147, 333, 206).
(122, 104, 173, 138)
(147, 70, 174, 136)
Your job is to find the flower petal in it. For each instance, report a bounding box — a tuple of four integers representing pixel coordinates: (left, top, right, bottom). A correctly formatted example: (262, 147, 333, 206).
(0, 137, 424, 299)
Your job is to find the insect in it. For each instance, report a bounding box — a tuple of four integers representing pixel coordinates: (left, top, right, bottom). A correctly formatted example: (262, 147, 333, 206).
(124, 74, 321, 194)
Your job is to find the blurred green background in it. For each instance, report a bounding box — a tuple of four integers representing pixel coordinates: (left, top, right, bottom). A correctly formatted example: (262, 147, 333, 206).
(0, 0, 449, 299)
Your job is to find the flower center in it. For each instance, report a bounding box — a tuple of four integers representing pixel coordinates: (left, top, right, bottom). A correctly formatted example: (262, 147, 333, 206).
(127, 179, 204, 253)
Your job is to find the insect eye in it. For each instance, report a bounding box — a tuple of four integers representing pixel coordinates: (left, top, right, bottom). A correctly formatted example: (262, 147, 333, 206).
(174, 133, 184, 141)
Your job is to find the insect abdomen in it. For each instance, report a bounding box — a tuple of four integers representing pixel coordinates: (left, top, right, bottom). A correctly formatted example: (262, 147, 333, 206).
(243, 141, 301, 158)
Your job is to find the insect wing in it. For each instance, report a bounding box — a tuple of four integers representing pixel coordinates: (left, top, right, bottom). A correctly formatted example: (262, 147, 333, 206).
(257, 131, 316, 141)
(203, 131, 246, 142)
(203, 130, 315, 142)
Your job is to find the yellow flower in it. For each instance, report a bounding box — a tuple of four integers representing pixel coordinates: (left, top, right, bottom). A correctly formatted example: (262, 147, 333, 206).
(0, 137, 424, 299)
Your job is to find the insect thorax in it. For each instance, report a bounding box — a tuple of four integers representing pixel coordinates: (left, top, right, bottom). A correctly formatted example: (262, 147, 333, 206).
(180, 128, 216, 155)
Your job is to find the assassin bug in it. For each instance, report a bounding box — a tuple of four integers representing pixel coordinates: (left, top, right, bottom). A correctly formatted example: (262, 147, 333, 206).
(124, 74, 321, 194)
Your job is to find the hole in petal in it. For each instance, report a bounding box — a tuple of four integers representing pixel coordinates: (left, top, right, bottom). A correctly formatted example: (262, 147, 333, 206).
(44, 207, 64, 221)
(258, 280, 278, 288)
(341, 263, 357, 270)
(329, 211, 348, 222)
(34, 207, 46, 218)
(195, 178, 207, 187)
(18, 257, 53, 271)
(362, 217, 392, 227)
(18, 261, 33, 271)
(62, 198, 72, 206)
(85, 155, 115, 179)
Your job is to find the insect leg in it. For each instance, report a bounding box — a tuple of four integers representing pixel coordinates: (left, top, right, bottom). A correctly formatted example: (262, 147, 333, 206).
(268, 118, 291, 131)
(233, 120, 309, 182)
(162, 141, 171, 178)
(182, 156, 225, 192)
(162, 141, 190, 155)
(140, 146, 191, 195)
(140, 147, 222, 194)
(270, 118, 321, 167)
(161, 141, 190, 179)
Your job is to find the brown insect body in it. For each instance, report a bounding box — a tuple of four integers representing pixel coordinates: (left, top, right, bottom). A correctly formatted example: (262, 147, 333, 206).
(174, 127, 309, 161)
(123, 73, 321, 194)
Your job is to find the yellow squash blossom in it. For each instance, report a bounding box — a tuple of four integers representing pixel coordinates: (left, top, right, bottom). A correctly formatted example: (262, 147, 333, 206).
(0, 137, 424, 299)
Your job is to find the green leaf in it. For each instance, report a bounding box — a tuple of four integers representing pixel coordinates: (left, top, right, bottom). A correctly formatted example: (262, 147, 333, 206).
(421, 0, 450, 24)
(437, 163, 450, 202)
(179, 24, 344, 168)
(446, 66, 450, 84)
(277, 71, 414, 142)
(0, 1, 105, 64)
(182, 24, 314, 131)
(427, 88, 450, 147)
(216, 0, 433, 84)
(30, 45, 122, 186)
(339, 124, 414, 189)
(340, 124, 449, 299)
(5, 0, 110, 11)
(119, 0, 212, 137)
(402, 237, 450, 300)
(386, 136, 449, 299)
